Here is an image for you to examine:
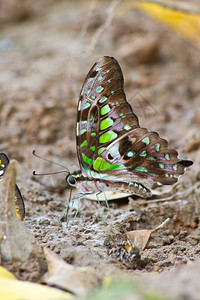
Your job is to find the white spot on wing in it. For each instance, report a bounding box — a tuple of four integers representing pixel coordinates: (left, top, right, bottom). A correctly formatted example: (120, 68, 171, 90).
(76, 122, 80, 136)
(108, 142, 120, 159)
(78, 100, 82, 111)
(0, 170, 4, 176)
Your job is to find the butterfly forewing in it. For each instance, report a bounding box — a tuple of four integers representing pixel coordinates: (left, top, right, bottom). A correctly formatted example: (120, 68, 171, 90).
(76, 56, 192, 187)
(0, 153, 25, 221)
(77, 56, 139, 175)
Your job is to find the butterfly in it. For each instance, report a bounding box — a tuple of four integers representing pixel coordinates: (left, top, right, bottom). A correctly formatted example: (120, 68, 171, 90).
(0, 153, 25, 221)
(65, 56, 192, 199)
(115, 240, 141, 268)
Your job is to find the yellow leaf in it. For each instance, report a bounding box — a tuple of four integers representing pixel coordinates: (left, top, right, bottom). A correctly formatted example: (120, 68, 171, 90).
(134, 0, 200, 48)
(0, 267, 16, 280)
(0, 161, 43, 262)
(0, 276, 73, 300)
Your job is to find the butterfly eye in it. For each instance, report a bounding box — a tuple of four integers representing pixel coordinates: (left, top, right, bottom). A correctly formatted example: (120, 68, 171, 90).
(67, 175, 76, 186)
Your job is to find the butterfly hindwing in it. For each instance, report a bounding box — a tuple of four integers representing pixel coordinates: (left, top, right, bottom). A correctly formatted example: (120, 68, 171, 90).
(0, 153, 25, 221)
(0, 152, 9, 177)
(15, 184, 25, 221)
(102, 128, 191, 185)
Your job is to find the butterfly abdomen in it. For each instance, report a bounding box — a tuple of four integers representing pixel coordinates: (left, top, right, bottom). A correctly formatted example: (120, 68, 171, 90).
(108, 181, 151, 198)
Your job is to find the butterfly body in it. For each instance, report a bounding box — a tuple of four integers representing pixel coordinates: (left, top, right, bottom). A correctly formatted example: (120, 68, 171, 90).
(66, 56, 192, 198)
(69, 171, 151, 198)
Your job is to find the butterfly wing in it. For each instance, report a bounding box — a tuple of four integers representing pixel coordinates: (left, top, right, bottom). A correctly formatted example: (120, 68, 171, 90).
(101, 128, 192, 185)
(76, 56, 139, 174)
(15, 184, 25, 221)
(0, 153, 25, 221)
(76, 56, 192, 186)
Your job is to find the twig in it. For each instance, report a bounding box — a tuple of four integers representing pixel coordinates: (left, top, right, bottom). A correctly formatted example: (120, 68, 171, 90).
(152, 217, 170, 232)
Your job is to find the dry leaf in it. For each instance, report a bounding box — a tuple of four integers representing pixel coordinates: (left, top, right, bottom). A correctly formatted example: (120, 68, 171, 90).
(126, 218, 170, 250)
(0, 160, 43, 262)
(126, 229, 152, 251)
(115, 218, 170, 267)
(43, 248, 100, 296)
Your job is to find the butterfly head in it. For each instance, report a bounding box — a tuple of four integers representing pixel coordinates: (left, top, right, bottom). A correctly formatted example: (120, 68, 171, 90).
(66, 174, 77, 187)
(66, 172, 91, 194)
(66, 171, 104, 195)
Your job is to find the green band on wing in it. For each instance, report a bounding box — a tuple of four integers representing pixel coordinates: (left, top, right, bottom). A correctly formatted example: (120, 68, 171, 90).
(165, 154, 170, 160)
(96, 86, 104, 93)
(90, 146, 95, 151)
(119, 113, 126, 118)
(107, 164, 124, 170)
(149, 172, 158, 177)
(124, 124, 131, 130)
(135, 166, 148, 173)
(142, 137, 150, 145)
(127, 151, 135, 158)
(99, 96, 107, 104)
(147, 156, 155, 161)
(93, 157, 102, 170)
(155, 143, 160, 152)
(100, 117, 113, 130)
(98, 147, 106, 155)
(81, 140, 87, 147)
(159, 163, 164, 169)
(82, 153, 92, 166)
(80, 129, 87, 135)
(90, 113, 97, 122)
(100, 104, 111, 116)
(139, 150, 146, 157)
(100, 160, 111, 171)
(99, 130, 117, 143)
(83, 102, 90, 109)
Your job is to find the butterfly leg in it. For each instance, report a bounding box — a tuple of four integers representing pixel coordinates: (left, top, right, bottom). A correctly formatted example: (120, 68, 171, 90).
(96, 192, 110, 225)
(60, 189, 79, 221)
(103, 190, 110, 210)
(71, 193, 81, 223)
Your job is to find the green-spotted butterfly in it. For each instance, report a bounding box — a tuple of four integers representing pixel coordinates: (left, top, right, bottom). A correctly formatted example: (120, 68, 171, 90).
(65, 56, 192, 199)
(0, 153, 25, 221)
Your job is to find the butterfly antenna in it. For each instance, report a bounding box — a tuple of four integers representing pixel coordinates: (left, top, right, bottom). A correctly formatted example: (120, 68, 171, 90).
(32, 150, 70, 175)
(33, 170, 69, 176)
